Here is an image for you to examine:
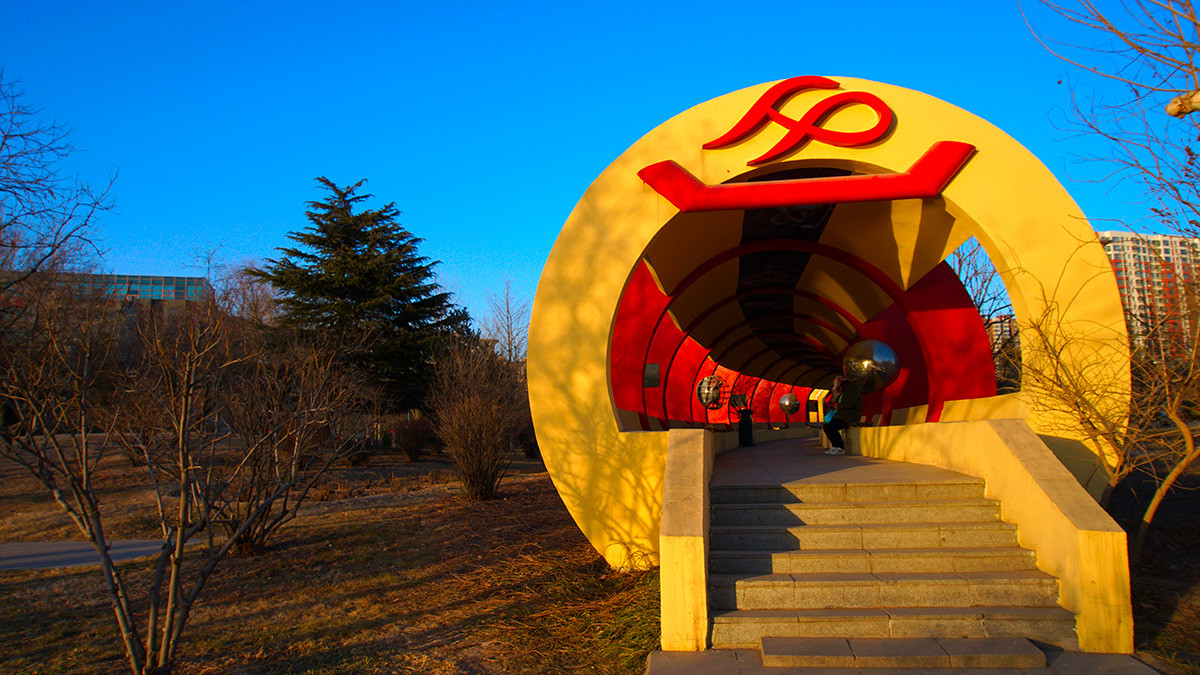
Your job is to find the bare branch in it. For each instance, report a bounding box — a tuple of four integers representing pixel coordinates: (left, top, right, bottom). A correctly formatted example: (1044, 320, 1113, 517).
(0, 72, 111, 291)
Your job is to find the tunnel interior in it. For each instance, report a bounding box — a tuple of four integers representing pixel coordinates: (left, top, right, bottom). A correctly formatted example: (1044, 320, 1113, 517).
(609, 166, 1001, 432)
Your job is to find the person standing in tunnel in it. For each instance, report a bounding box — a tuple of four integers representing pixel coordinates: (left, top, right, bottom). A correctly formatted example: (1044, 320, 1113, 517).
(737, 407, 754, 447)
(822, 375, 862, 455)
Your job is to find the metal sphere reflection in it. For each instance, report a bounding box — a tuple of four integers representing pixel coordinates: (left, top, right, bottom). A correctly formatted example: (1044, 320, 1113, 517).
(778, 392, 800, 416)
(696, 376, 725, 410)
(842, 340, 900, 392)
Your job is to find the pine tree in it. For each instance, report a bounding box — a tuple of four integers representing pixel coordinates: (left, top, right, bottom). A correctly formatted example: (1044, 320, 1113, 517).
(252, 177, 470, 410)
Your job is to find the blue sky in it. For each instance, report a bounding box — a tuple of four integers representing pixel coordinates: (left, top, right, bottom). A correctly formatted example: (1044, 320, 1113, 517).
(0, 1, 1151, 322)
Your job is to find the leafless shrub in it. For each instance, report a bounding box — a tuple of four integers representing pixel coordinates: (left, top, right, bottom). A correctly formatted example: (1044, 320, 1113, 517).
(428, 338, 525, 501)
(428, 283, 535, 499)
(1020, 299, 1149, 501)
(208, 329, 373, 552)
(394, 415, 438, 462)
(1017, 256, 1200, 563)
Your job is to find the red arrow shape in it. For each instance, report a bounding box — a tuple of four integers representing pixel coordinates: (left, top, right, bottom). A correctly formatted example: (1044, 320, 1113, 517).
(638, 141, 976, 211)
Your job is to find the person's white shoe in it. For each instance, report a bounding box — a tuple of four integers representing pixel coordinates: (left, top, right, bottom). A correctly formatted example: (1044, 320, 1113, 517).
(825, 447, 846, 455)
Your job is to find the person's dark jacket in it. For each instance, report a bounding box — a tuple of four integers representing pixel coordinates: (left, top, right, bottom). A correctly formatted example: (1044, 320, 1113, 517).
(832, 380, 864, 422)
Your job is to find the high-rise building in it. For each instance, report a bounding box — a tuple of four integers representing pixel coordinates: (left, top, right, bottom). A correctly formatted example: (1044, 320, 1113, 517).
(1096, 230, 1200, 342)
(986, 314, 1017, 352)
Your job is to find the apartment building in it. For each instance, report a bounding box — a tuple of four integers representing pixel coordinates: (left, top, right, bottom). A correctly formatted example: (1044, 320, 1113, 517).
(986, 314, 1018, 351)
(1096, 230, 1200, 341)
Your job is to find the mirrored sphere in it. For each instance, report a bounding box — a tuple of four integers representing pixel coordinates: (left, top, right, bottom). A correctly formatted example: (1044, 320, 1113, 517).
(843, 340, 900, 392)
(696, 375, 725, 409)
(778, 392, 800, 415)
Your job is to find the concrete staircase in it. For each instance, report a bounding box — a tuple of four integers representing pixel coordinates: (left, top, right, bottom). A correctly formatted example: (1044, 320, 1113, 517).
(707, 456, 1077, 669)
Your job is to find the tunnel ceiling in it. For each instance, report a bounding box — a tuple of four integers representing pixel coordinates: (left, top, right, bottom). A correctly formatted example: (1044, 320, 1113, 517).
(641, 167, 965, 387)
(609, 165, 1000, 431)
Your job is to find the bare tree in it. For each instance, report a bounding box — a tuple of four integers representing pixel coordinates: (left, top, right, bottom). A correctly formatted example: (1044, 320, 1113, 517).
(1127, 293, 1200, 562)
(481, 281, 537, 457)
(951, 238, 1014, 326)
(217, 264, 281, 326)
(1027, 0, 1200, 563)
(0, 72, 111, 288)
(0, 275, 370, 673)
(481, 279, 530, 363)
(1015, 241, 1200, 564)
(0, 276, 157, 673)
(122, 298, 251, 673)
(950, 237, 1020, 391)
(1026, 1, 1200, 232)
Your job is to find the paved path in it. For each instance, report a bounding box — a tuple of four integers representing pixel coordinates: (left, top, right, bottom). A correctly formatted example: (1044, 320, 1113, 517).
(710, 437, 977, 488)
(646, 648, 1164, 674)
(0, 540, 166, 570)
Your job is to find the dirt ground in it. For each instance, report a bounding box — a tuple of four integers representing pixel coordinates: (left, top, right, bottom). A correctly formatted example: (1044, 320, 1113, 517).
(1107, 469, 1200, 671)
(0, 445, 537, 542)
(0, 447, 1197, 673)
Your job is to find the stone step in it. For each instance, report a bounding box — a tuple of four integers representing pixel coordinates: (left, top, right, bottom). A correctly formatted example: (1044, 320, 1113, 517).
(708, 570, 1060, 611)
(709, 521, 1019, 551)
(709, 546, 1039, 575)
(710, 606, 1077, 651)
(711, 478, 985, 505)
(710, 499, 1000, 526)
(759, 636, 1046, 669)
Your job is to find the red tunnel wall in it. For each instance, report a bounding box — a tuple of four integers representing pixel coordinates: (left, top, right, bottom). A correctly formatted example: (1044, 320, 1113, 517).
(609, 259, 996, 431)
(854, 263, 997, 423)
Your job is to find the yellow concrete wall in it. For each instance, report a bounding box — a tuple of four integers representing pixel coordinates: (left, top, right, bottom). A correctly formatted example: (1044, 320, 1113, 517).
(658, 426, 817, 650)
(889, 393, 1028, 426)
(658, 429, 713, 650)
(851, 419, 1133, 653)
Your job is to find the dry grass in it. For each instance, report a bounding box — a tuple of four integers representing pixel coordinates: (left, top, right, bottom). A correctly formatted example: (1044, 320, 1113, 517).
(0, 449, 165, 541)
(0, 454, 658, 674)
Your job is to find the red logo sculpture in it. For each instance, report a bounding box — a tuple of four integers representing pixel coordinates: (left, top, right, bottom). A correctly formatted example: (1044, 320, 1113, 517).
(638, 76, 976, 212)
(704, 75, 894, 164)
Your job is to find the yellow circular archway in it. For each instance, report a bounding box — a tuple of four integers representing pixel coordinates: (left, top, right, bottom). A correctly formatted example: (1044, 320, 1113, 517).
(528, 77, 1128, 569)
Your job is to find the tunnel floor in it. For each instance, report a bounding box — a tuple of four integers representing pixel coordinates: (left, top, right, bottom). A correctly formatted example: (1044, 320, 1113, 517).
(710, 436, 975, 489)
